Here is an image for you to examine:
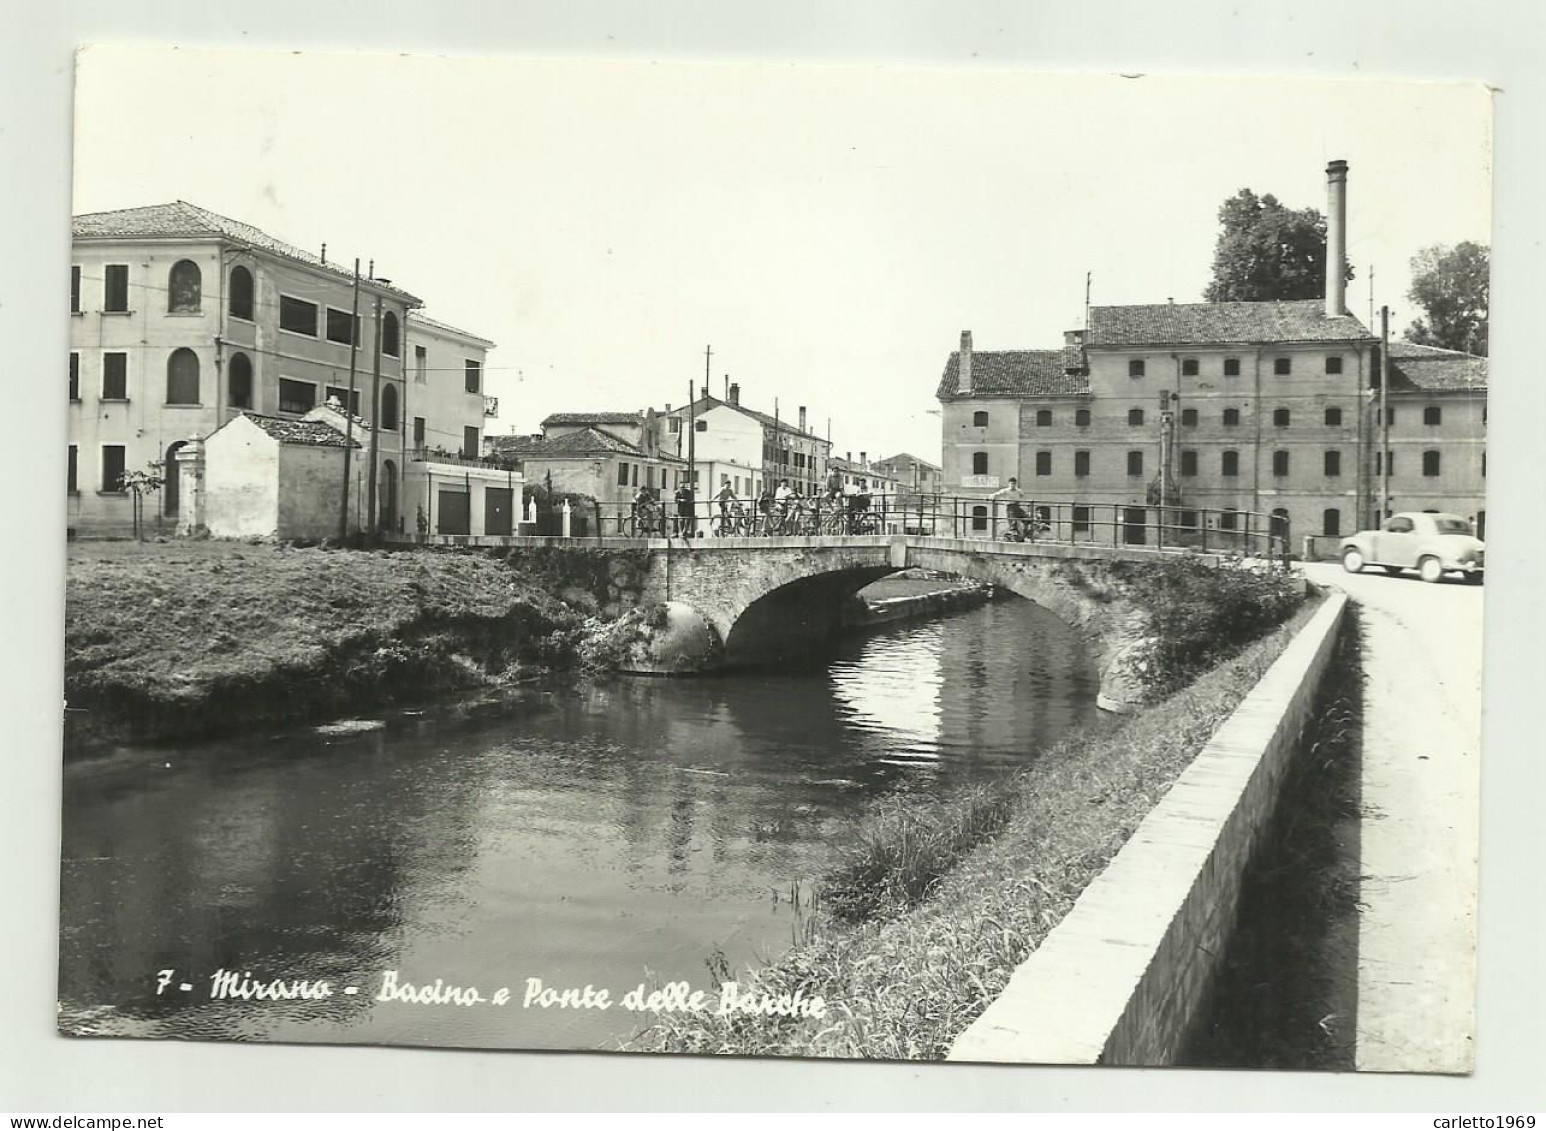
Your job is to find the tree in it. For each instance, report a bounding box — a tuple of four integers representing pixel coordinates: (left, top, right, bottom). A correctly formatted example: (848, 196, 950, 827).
(119, 460, 165, 541)
(1406, 242, 1489, 356)
(1204, 188, 1353, 303)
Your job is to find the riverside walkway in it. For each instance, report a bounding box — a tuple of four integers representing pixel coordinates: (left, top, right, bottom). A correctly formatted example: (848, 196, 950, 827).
(1303, 562, 1483, 1074)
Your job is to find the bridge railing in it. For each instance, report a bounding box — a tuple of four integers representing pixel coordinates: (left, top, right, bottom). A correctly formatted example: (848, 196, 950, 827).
(583, 493, 1291, 564)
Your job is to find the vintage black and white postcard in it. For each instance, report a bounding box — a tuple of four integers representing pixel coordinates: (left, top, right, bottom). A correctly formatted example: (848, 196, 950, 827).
(58, 45, 1490, 1077)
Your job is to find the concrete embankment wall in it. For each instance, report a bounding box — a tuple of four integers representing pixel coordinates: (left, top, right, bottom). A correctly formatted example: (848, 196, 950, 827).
(948, 590, 1348, 1067)
(841, 585, 992, 628)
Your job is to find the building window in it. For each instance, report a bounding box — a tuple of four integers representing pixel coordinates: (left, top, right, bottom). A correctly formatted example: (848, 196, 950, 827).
(69, 353, 79, 401)
(972, 451, 988, 475)
(617, 462, 630, 486)
(1224, 357, 1240, 377)
(414, 345, 427, 384)
(971, 505, 988, 531)
(382, 312, 400, 358)
(1324, 450, 1341, 477)
(70, 266, 80, 313)
(1180, 407, 1197, 427)
(1375, 451, 1394, 477)
(1482, 452, 1486, 477)
(1273, 450, 1290, 477)
(695, 419, 707, 432)
(1180, 510, 1198, 529)
(1074, 450, 1090, 477)
(1325, 406, 1343, 426)
(1273, 407, 1290, 427)
(1273, 357, 1291, 375)
(668, 417, 681, 434)
(168, 260, 201, 313)
(229, 266, 254, 320)
(1126, 450, 1143, 476)
(165, 348, 200, 404)
(325, 307, 360, 346)
(1223, 407, 1240, 426)
(464, 359, 482, 394)
(1423, 449, 1441, 476)
(324, 386, 362, 415)
(1323, 509, 1341, 537)
(1182, 358, 1198, 377)
(1325, 355, 1344, 375)
(1072, 505, 1091, 533)
(1424, 406, 1442, 426)
(1385, 407, 1396, 426)
(104, 264, 129, 312)
(381, 384, 399, 431)
(1035, 451, 1052, 476)
(101, 445, 126, 492)
(463, 427, 479, 459)
(1128, 408, 1145, 426)
(413, 417, 426, 444)
(1036, 409, 1052, 427)
(68, 445, 78, 494)
(1220, 508, 1239, 531)
(280, 295, 319, 337)
(1222, 449, 1239, 477)
(278, 378, 316, 414)
(102, 352, 128, 400)
(1180, 450, 1197, 477)
(228, 352, 253, 409)
(973, 410, 989, 427)
(1128, 359, 1145, 377)
(1075, 408, 1091, 427)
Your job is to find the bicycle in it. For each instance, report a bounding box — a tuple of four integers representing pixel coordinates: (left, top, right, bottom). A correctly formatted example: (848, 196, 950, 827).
(625, 502, 665, 538)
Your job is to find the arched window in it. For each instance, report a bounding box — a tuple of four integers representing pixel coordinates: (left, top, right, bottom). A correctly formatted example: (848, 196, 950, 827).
(971, 451, 988, 475)
(382, 311, 400, 358)
(381, 384, 399, 431)
(168, 260, 202, 313)
(1423, 449, 1441, 476)
(1222, 450, 1239, 477)
(166, 348, 200, 404)
(1323, 508, 1341, 537)
(228, 352, 253, 409)
(229, 266, 254, 320)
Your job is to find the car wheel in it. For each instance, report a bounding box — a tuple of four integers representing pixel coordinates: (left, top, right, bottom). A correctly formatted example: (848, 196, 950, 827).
(1418, 556, 1445, 584)
(1342, 548, 1365, 574)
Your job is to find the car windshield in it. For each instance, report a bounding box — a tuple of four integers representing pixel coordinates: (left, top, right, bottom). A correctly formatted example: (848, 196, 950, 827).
(1434, 517, 1474, 536)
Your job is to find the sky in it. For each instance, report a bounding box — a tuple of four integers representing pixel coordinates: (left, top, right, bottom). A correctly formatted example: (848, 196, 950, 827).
(71, 48, 1491, 464)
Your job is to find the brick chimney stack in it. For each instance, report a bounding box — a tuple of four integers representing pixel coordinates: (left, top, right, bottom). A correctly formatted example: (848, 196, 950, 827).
(728, 382, 740, 406)
(959, 330, 973, 395)
(1326, 159, 1348, 317)
(798, 406, 807, 432)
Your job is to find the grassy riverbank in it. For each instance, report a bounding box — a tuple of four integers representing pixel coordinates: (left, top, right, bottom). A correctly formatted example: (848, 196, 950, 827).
(64, 540, 649, 746)
(624, 586, 1320, 1060)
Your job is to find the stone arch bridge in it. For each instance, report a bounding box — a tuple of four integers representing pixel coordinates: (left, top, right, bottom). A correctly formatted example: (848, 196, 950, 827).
(615, 533, 1221, 711)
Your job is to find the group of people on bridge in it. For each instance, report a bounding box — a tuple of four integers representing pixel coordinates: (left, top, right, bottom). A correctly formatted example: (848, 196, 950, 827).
(625, 467, 879, 538)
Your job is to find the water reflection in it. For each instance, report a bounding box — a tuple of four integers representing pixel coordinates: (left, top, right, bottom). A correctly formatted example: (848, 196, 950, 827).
(59, 596, 1097, 1051)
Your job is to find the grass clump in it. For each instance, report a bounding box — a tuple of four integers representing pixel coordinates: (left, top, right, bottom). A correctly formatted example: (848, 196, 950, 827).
(624, 595, 1322, 1061)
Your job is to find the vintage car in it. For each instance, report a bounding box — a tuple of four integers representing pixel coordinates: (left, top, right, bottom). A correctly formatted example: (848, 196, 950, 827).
(1339, 511, 1484, 583)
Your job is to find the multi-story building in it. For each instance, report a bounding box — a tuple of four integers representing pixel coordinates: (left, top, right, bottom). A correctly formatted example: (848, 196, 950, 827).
(661, 383, 833, 498)
(67, 202, 494, 537)
(487, 410, 689, 512)
(936, 160, 1488, 551)
(871, 452, 944, 497)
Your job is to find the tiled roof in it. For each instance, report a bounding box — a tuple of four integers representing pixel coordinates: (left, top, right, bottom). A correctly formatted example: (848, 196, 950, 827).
(936, 350, 1090, 400)
(675, 396, 826, 441)
(409, 312, 495, 347)
(1386, 341, 1488, 393)
(1087, 300, 1375, 346)
(489, 427, 685, 463)
(541, 411, 644, 428)
(873, 452, 942, 473)
(241, 413, 360, 448)
(71, 201, 421, 304)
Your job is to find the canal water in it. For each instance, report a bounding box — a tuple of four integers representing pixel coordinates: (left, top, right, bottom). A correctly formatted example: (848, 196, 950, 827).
(58, 595, 1097, 1052)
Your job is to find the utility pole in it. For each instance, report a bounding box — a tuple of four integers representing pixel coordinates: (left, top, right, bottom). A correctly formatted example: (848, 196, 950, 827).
(1379, 305, 1391, 521)
(687, 378, 696, 498)
(366, 291, 384, 539)
(338, 258, 361, 542)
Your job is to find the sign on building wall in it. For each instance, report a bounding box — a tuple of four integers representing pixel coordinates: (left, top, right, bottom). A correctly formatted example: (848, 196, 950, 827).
(961, 474, 1000, 489)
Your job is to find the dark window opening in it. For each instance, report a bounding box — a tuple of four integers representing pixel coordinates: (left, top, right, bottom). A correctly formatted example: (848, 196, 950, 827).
(381, 384, 399, 431)
(414, 345, 427, 383)
(1325, 406, 1342, 426)
(1273, 408, 1291, 427)
(1035, 451, 1052, 476)
(1036, 409, 1052, 427)
(229, 266, 254, 320)
(1180, 510, 1198, 529)
(1074, 450, 1090, 477)
(101, 445, 126, 492)
(463, 426, 479, 459)
(1075, 408, 1091, 427)
(1424, 406, 1442, 426)
(1221, 508, 1239, 531)
(1180, 407, 1198, 427)
(168, 260, 202, 313)
(694, 419, 707, 432)
(972, 451, 988, 475)
(1326, 355, 1344, 375)
(326, 307, 360, 346)
(70, 266, 80, 313)
(279, 378, 316, 414)
(69, 353, 79, 401)
(1128, 408, 1145, 426)
(1126, 450, 1143, 476)
(617, 462, 630, 486)
(1423, 450, 1441, 477)
(1128, 359, 1145, 377)
(1324, 450, 1342, 477)
(971, 505, 988, 532)
(165, 348, 200, 404)
(228, 352, 253, 409)
(413, 417, 426, 444)
(464, 359, 482, 394)
(1180, 450, 1197, 477)
(1223, 357, 1240, 377)
(67, 445, 78, 494)
(1273, 357, 1292, 375)
(1273, 450, 1290, 477)
(1223, 408, 1240, 426)
(280, 295, 319, 337)
(104, 264, 129, 312)
(382, 311, 400, 358)
(102, 353, 128, 400)
(1072, 505, 1091, 533)
(1323, 508, 1341, 537)
(973, 410, 989, 427)
(1182, 358, 1198, 376)
(324, 386, 363, 416)
(1222, 450, 1239, 477)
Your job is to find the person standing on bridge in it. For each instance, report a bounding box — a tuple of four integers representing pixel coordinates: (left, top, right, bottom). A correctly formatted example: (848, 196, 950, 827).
(675, 479, 697, 538)
(991, 477, 1028, 540)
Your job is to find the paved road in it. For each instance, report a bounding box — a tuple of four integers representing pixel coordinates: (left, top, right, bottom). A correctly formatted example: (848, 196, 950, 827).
(1301, 561, 1483, 1075)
